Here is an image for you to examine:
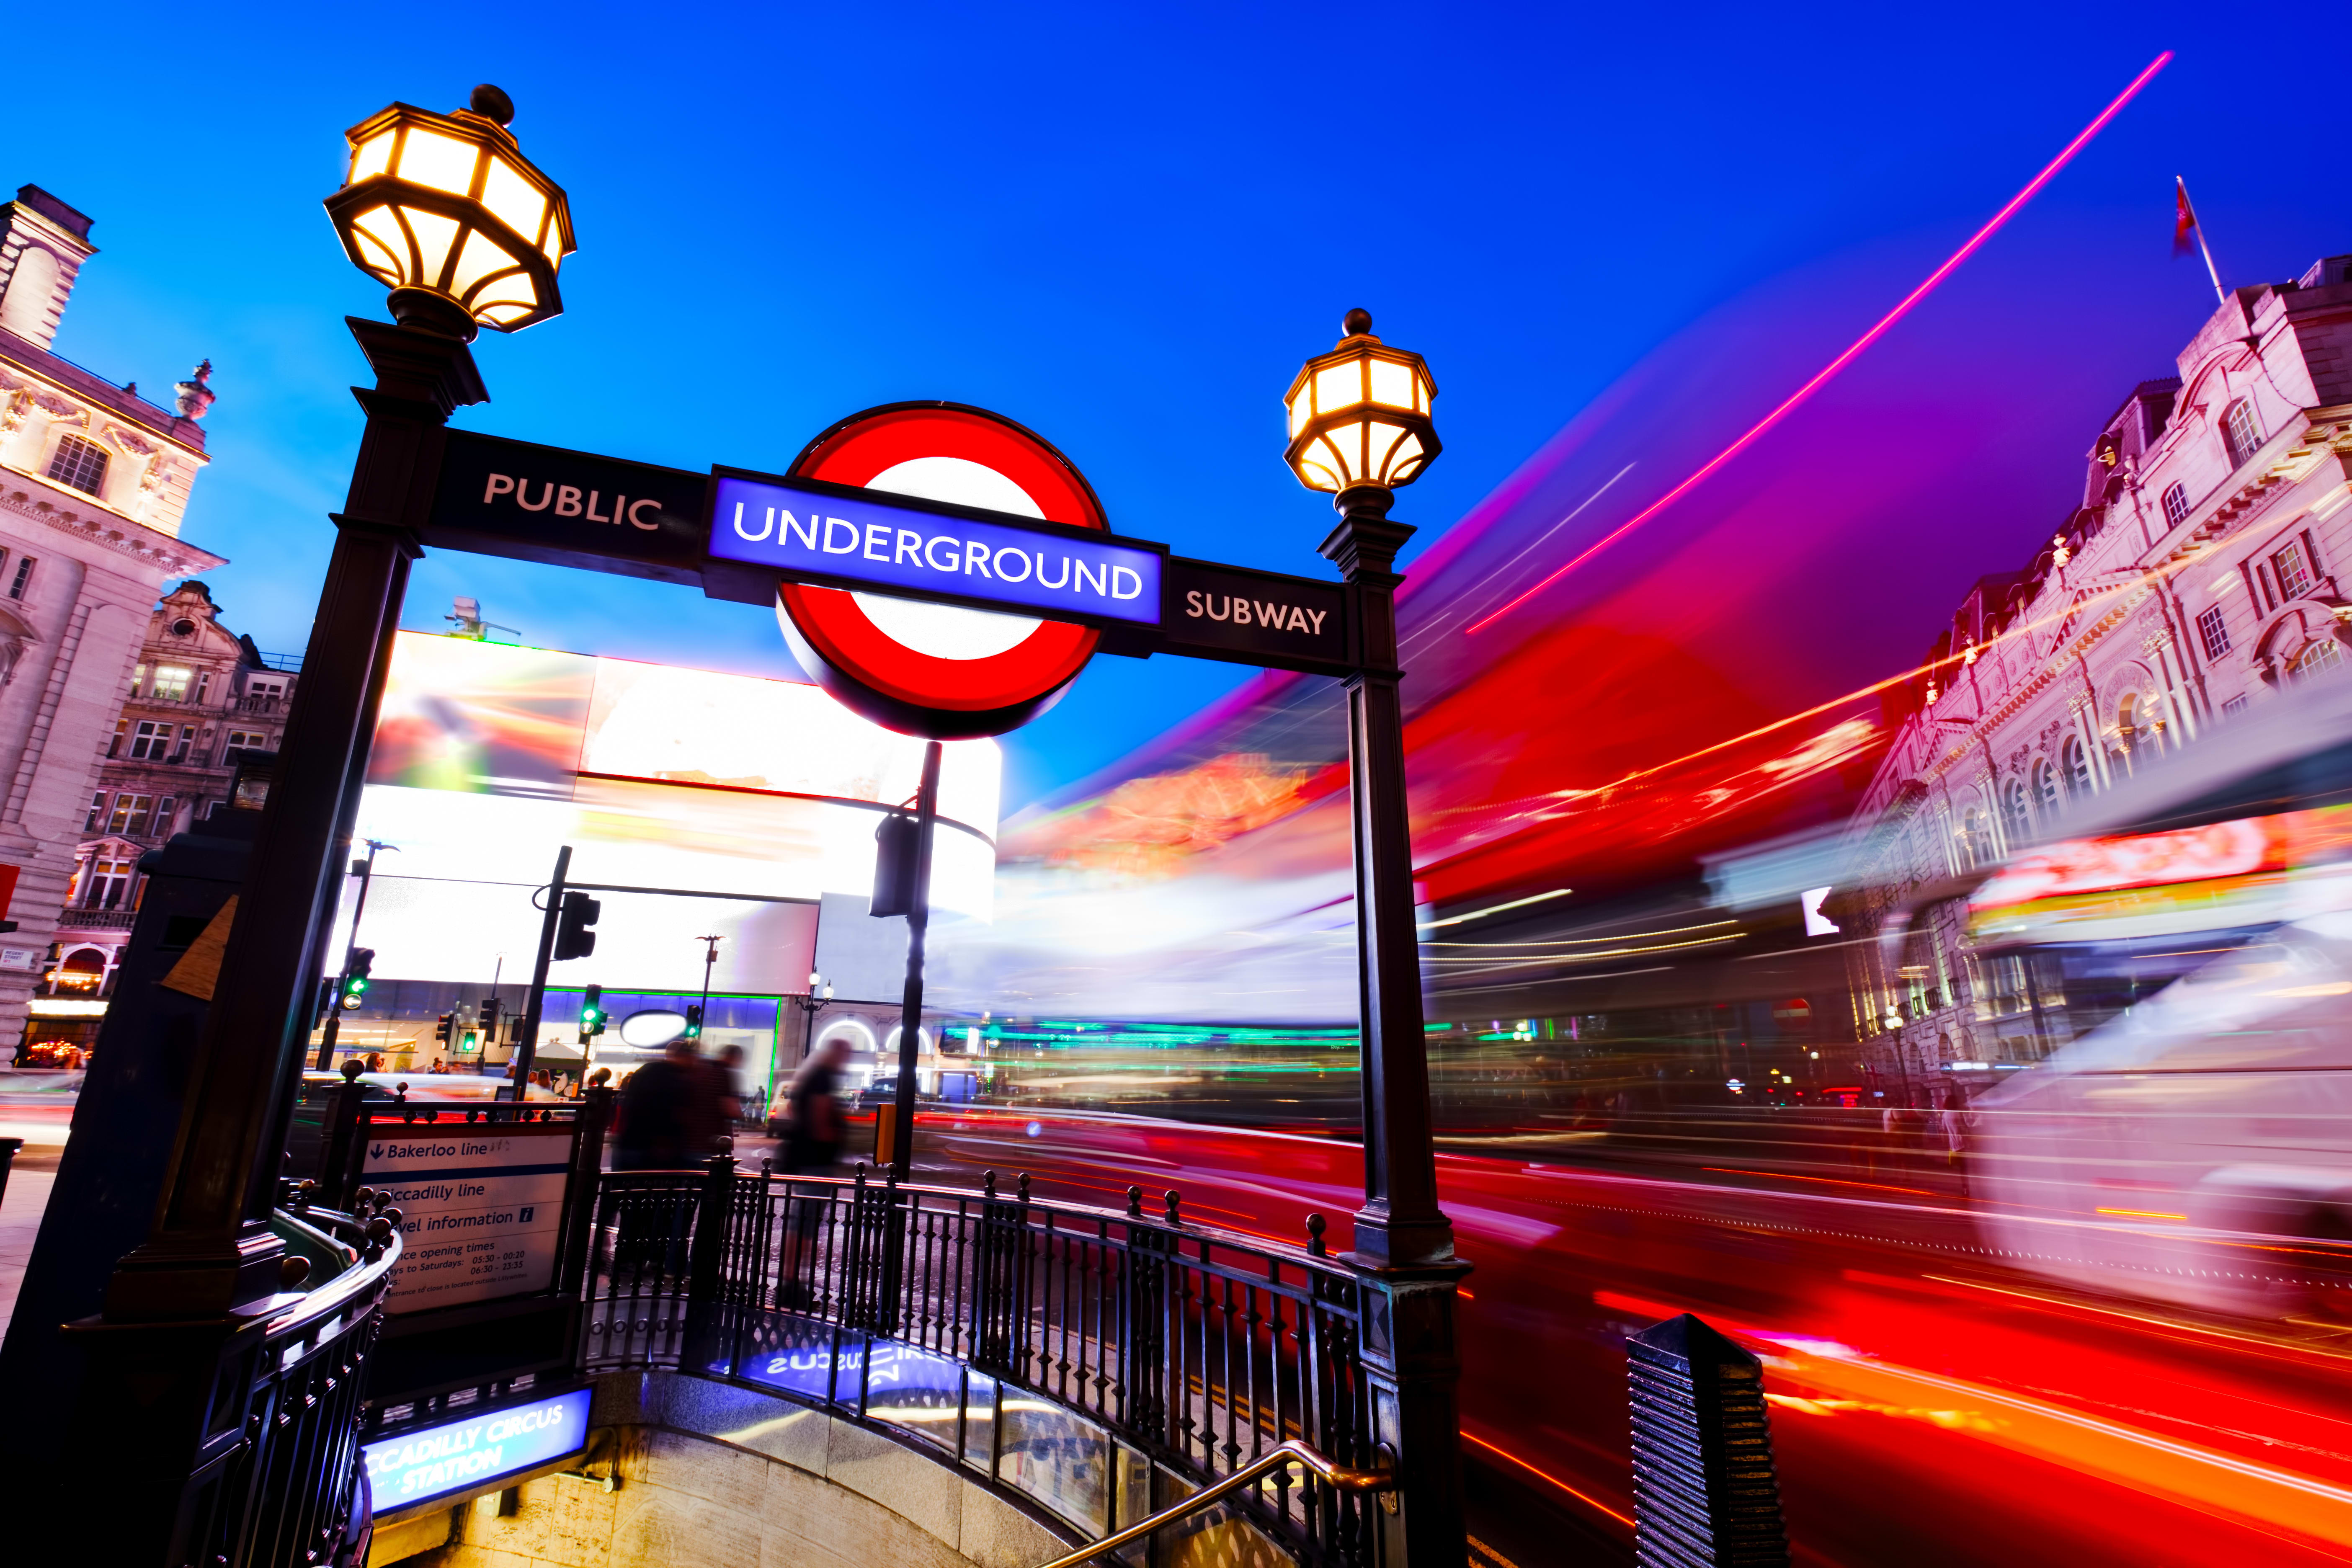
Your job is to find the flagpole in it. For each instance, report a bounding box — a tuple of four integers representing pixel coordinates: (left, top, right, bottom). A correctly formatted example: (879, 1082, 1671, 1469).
(2177, 176, 2225, 306)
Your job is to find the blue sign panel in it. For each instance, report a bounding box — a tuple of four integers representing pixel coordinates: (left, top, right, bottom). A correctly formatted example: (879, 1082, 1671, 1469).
(708, 473, 1162, 626)
(363, 1387, 591, 1513)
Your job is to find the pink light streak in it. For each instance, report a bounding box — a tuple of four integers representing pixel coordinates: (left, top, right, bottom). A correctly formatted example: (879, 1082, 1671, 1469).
(1465, 50, 2175, 637)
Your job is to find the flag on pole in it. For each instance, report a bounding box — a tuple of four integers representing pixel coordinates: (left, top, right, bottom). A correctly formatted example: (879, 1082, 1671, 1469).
(2174, 176, 2226, 304)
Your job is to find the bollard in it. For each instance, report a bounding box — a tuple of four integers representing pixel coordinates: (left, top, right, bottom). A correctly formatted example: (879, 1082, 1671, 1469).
(1626, 1313, 1789, 1567)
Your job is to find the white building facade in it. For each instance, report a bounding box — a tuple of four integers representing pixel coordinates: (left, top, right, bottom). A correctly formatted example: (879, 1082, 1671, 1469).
(1845, 252, 2352, 1091)
(0, 184, 224, 1060)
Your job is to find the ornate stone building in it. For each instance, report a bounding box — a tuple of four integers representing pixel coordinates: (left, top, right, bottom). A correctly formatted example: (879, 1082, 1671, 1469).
(1844, 251, 2352, 1093)
(29, 583, 297, 1054)
(0, 184, 225, 1061)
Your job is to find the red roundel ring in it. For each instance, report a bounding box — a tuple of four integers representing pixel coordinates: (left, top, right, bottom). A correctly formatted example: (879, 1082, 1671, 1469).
(775, 403, 1108, 739)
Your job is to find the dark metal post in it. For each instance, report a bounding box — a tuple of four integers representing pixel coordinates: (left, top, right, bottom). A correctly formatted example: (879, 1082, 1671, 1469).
(878, 739, 942, 1178)
(510, 844, 571, 1099)
(314, 837, 391, 1068)
(559, 1086, 616, 1296)
(99, 319, 478, 1323)
(1318, 483, 1468, 1568)
(1627, 1313, 1790, 1567)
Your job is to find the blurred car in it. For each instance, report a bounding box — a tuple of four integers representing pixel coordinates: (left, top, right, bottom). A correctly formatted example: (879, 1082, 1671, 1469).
(1970, 678, 2352, 1318)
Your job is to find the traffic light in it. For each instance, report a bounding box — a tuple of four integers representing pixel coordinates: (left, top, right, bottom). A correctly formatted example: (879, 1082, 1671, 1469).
(870, 811, 919, 917)
(340, 949, 375, 1011)
(577, 984, 606, 1044)
(434, 1012, 454, 1046)
(552, 892, 600, 960)
(479, 998, 501, 1047)
(684, 1003, 704, 1041)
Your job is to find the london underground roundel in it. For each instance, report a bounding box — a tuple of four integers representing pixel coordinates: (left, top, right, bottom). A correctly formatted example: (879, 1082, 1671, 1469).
(776, 403, 1108, 739)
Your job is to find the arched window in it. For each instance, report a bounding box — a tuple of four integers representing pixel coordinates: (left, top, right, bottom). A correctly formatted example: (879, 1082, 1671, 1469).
(1957, 807, 1993, 871)
(2032, 758, 2060, 815)
(2162, 483, 2190, 529)
(2223, 401, 2262, 469)
(2062, 736, 2095, 797)
(45, 434, 107, 498)
(2291, 638, 2343, 683)
(2002, 779, 2032, 843)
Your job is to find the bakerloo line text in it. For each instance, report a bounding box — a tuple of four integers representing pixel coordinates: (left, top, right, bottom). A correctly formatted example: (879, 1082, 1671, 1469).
(732, 503, 1145, 600)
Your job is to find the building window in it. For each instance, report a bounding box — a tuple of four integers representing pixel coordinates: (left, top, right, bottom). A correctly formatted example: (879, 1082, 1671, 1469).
(171, 724, 196, 763)
(2223, 694, 2251, 716)
(150, 665, 192, 701)
(2291, 638, 2343, 683)
(2002, 780, 2032, 842)
(107, 720, 126, 758)
(155, 796, 176, 836)
(128, 664, 146, 697)
(2224, 401, 2262, 469)
(126, 720, 170, 760)
(10, 556, 36, 600)
(106, 794, 153, 837)
(2161, 483, 2190, 529)
(45, 434, 108, 498)
(83, 855, 134, 910)
(2274, 540, 2314, 600)
(193, 671, 211, 705)
(83, 791, 106, 832)
(2032, 758, 2060, 814)
(223, 728, 267, 762)
(1957, 807, 1993, 871)
(2197, 605, 2231, 661)
(2063, 736, 2095, 797)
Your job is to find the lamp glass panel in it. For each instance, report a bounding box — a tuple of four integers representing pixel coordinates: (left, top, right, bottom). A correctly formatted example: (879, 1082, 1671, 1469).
(448, 230, 519, 298)
(1413, 374, 1430, 412)
(1297, 456, 1339, 490)
(480, 157, 547, 244)
(1320, 426, 1364, 486)
(403, 208, 463, 289)
(542, 225, 566, 268)
(348, 134, 394, 184)
(1315, 360, 1362, 417)
(347, 206, 405, 284)
(472, 272, 539, 315)
(1286, 388, 1312, 438)
(1368, 359, 1414, 409)
(398, 129, 480, 196)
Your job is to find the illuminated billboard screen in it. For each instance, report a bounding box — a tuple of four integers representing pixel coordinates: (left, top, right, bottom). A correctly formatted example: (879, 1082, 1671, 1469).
(333, 633, 1001, 1003)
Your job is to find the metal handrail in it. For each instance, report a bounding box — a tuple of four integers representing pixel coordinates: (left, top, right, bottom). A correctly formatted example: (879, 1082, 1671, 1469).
(1032, 1440, 1393, 1568)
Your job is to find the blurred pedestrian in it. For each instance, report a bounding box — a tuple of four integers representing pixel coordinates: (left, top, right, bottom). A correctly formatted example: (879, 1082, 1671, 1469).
(613, 1038, 701, 1170)
(781, 1036, 851, 1176)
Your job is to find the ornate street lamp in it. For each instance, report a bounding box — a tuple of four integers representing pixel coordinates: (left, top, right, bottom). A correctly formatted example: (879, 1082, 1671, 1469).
(1286, 309, 1465, 1563)
(1283, 308, 1440, 497)
(322, 84, 575, 340)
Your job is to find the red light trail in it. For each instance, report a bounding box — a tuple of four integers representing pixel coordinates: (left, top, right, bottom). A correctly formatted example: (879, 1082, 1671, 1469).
(1465, 50, 2175, 637)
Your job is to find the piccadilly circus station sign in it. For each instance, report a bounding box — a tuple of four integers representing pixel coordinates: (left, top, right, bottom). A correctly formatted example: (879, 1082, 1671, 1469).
(426, 400, 1354, 738)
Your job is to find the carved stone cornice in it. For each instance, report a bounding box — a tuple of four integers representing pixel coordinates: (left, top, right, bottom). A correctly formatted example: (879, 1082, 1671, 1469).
(0, 485, 225, 576)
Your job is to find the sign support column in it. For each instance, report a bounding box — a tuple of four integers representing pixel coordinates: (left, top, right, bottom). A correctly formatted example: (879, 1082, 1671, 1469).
(1320, 482, 1467, 1568)
(878, 740, 942, 1178)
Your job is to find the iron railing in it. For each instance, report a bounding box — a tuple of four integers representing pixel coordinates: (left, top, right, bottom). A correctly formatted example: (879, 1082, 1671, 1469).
(176, 1191, 403, 1568)
(580, 1159, 1382, 1568)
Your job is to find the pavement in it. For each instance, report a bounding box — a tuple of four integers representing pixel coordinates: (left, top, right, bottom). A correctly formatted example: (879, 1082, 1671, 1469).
(0, 1141, 61, 1328)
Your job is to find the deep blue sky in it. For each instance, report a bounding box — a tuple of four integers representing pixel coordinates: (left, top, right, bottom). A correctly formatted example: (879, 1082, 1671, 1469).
(25, 3, 2343, 809)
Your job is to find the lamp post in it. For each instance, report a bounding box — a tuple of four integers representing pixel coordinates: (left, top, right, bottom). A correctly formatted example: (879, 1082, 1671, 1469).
(314, 837, 396, 1068)
(1284, 309, 1466, 1565)
(57, 85, 572, 1554)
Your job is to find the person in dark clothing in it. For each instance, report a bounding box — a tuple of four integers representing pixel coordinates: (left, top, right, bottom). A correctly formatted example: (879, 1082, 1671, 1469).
(613, 1039, 701, 1170)
(782, 1036, 851, 1175)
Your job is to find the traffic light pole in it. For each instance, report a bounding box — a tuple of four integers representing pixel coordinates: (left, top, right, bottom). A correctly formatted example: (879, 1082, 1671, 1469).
(877, 740, 941, 1179)
(314, 838, 391, 1069)
(511, 844, 570, 1100)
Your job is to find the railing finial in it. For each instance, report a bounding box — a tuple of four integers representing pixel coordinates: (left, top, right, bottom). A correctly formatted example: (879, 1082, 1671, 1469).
(1017, 1172, 1032, 1203)
(1305, 1212, 1327, 1256)
(983, 1169, 998, 1197)
(1163, 1189, 1181, 1227)
(1127, 1185, 1143, 1218)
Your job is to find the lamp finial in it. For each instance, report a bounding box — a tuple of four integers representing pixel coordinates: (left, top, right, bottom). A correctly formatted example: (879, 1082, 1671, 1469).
(468, 83, 515, 126)
(1342, 307, 1373, 338)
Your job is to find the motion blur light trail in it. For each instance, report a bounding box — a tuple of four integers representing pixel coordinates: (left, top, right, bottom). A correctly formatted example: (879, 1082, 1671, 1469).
(1463, 49, 2175, 637)
(912, 1109, 2352, 1567)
